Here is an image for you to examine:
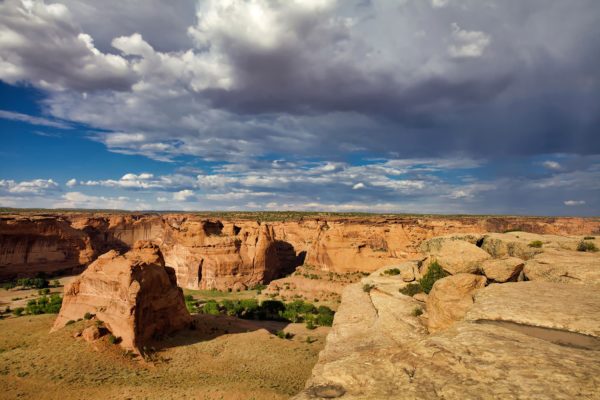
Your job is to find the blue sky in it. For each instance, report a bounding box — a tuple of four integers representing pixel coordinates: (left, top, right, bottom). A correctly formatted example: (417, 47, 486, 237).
(0, 0, 599, 215)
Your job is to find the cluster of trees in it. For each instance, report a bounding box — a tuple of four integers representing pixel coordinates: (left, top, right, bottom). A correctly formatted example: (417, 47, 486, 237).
(186, 297, 335, 329)
(2, 277, 61, 290)
(12, 294, 63, 316)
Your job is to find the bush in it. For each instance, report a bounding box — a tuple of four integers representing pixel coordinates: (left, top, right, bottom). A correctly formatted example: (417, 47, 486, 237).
(13, 307, 24, 316)
(84, 312, 94, 320)
(383, 268, 401, 276)
(584, 236, 595, 240)
(418, 261, 449, 294)
(108, 334, 121, 345)
(362, 283, 375, 293)
(577, 241, 598, 252)
(38, 288, 50, 295)
(53, 279, 61, 287)
(528, 240, 543, 248)
(200, 300, 220, 315)
(276, 330, 293, 339)
(411, 307, 423, 317)
(399, 283, 422, 297)
(66, 320, 75, 325)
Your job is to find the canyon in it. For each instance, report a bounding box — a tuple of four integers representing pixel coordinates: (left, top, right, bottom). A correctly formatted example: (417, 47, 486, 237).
(1, 212, 599, 291)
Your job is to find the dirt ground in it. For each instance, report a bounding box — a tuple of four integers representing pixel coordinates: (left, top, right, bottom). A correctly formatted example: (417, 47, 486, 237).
(0, 312, 328, 400)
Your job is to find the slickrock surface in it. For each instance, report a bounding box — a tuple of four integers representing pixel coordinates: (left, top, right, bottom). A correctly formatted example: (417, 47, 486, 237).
(294, 233, 600, 399)
(524, 249, 600, 284)
(480, 256, 524, 282)
(52, 241, 191, 351)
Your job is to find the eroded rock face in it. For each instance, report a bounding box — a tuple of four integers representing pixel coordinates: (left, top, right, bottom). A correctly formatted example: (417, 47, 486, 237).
(425, 273, 487, 333)
(2, 213, 599, 290)
(52, 241, 191, 352)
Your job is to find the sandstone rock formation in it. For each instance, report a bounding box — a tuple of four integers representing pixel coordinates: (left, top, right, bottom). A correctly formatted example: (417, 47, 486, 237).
(52, 241, 191, 352)
(480, 256, 524, 282)
(422, 239, 491, 275)
(294, 232, 600, 399)
(425, 273, 486, 332)
(2, 212, 599, 290)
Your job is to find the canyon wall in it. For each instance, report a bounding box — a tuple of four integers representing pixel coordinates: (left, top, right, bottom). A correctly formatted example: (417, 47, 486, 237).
(1, 213, 599, 289)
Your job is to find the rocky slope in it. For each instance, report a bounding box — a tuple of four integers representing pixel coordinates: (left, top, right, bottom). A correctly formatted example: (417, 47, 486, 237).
(1, 213, 599, 290)
(294, 232, 600, 399)
(52, 241, 191, 352)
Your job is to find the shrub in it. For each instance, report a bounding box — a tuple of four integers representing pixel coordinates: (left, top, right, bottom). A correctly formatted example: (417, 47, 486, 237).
(362, 283, 375, 293)
(201, 300, 220, 315)
(13, 307, 24, 316)
(411, 307, 423, 317)
(528, 240, 543, 248)
(383, 268, 401, 276)
(53, 279, 61, 287)
(38, 288, 50, 295)
(276, 330, 293, 339)
(418, 261, 449, 294)
(577, 241, 598, 252)
(108, 334, 121, 345)
(399, 283, 422, 297)
(84, 312, 94, 320)
(584, 236, 595, 240)
(25, 294, 62, 315)
(65, 320, 75, 325)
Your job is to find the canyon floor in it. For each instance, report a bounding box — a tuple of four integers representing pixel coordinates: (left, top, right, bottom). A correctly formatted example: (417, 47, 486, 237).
(0, 312, 328, 400)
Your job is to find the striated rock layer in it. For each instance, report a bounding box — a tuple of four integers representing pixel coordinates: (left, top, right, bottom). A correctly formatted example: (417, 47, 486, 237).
(52, 241, 191, 351)
(1, 213, 599, 289)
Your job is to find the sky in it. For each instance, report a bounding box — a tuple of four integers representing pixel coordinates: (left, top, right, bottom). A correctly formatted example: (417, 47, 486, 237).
(0, 0, 599, 215)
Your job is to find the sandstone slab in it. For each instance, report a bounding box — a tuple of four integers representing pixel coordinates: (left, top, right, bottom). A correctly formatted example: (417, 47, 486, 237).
(423, 240, 491, 275)
(523, 249, 600, 284)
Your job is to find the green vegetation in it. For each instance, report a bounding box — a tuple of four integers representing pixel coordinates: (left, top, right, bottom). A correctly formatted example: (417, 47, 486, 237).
(108, 334, 121, 345)
(197, 298, 335, 327)
(382, 268, 401, 276)
(583, 236, 595, 240)
(83, 312, 94, 320)
(528, 240, 543, 248)
(362, 283, 375, 292)
(399, 283, 422, 296)
(418, 261, 449, 294)
(2, 277, 49, 290)
(276, 330, 294, 339)
(24, 294, 62, 315)
(38, 288, 50, 295)
(399, 261, 449, 296)
(13, 307, 24, 316)
(411, 307, 423, 317)
(577, 240, 598, 252)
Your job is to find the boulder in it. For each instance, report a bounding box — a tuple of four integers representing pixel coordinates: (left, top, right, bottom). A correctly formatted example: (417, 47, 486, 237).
(82, 325, 101, 342)
(481, 257, 524, 282)
(523, 249, 600, 284)
(425, 273, 487, 333)
(423, 240, 491, 275)
(52, 241, 191, 352)
(419, 233, 484, 253)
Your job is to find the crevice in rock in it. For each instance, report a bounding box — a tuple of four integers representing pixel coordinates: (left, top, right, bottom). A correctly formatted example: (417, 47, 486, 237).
(475, 320, 600, 351)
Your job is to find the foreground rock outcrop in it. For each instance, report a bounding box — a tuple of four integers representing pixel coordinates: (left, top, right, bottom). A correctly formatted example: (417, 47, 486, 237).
(52, 241, 191, 351)
(294, 232, 600, 399)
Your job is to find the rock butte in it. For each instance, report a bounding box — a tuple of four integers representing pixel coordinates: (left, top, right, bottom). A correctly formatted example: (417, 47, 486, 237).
(294, 232, 600, 399)
(1, 213, 599, 290)
(52, 241, 191, 352)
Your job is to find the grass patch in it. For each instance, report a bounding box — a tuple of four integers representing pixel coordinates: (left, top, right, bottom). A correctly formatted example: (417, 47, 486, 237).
(528, 240, 543, 248)
(399, 283, 422, 296)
